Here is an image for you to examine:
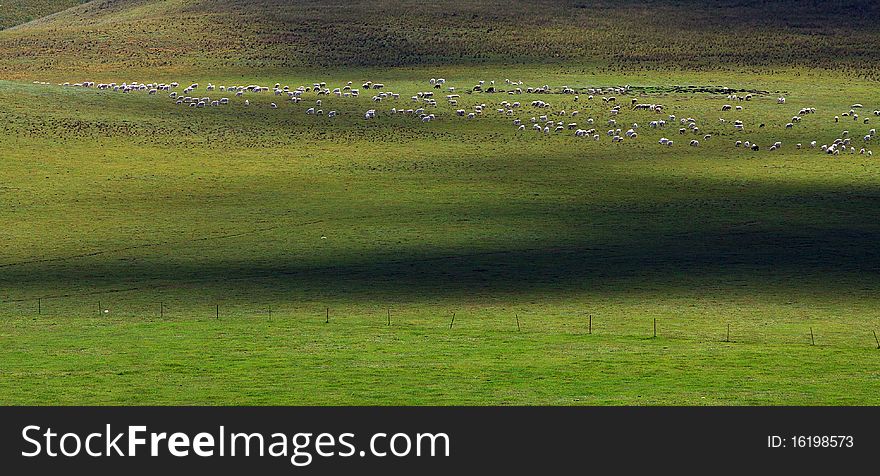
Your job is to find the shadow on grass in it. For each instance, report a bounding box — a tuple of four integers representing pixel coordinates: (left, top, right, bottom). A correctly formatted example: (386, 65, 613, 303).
(3, 174, 880, 302)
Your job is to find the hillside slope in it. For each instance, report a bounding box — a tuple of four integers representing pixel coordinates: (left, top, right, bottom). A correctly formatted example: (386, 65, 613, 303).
(0, 0, 87, 30)
(1, 0, 879, 78)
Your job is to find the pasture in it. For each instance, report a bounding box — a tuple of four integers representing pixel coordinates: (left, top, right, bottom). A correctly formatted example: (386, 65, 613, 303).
(2, 65, 880, 405)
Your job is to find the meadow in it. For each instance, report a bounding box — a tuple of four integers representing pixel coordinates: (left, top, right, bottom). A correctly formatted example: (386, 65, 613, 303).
(1, 0, 879, 405)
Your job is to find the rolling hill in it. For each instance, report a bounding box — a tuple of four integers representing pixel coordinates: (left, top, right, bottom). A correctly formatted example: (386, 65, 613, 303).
(0, 0, 87, 30)
(0, 0, 879, 79)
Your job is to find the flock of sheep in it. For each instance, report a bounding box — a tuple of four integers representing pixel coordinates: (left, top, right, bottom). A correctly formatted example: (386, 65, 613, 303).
(51, 78, 876, 156)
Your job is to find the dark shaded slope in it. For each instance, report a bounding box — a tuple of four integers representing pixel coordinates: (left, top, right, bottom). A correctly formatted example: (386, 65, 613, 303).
(0, 0, 878, 77)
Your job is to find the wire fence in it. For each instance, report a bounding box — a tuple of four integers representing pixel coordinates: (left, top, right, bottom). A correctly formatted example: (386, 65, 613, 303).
(2, 294, 879, 351)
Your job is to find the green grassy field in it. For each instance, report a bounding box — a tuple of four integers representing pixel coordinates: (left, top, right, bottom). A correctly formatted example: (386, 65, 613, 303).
(1, 1, 879, 405)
